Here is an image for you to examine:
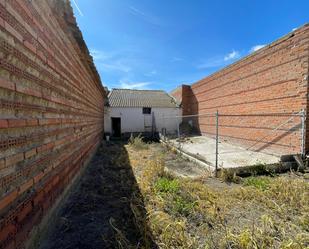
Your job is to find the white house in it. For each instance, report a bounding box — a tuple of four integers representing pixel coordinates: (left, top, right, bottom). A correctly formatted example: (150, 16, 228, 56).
(104, 89, 181, 137)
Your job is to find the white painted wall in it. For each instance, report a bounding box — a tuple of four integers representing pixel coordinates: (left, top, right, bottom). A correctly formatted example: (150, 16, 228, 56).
(104, 107, 181, 135)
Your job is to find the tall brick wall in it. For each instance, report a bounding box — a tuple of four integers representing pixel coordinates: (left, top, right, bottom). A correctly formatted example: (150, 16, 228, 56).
(170, 85, 195, 116)
(172, 24, 309, 156)
(0, 0, 105, 248)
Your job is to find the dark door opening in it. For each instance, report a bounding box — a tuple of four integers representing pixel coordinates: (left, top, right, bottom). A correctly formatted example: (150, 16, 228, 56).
(111, 117, 121, 137)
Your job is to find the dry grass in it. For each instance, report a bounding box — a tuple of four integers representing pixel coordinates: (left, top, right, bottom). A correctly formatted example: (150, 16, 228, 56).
(124, 142, 309, 249)
(129, 134, 149, 150)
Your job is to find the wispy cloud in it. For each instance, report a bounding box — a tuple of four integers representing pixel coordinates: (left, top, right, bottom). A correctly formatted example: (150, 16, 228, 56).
(197, 58, 224, 69)
(101, 61, 131, 73)
(144, 70, 157, 76)
(120, 79, 151, 90)
(90, 48, 154, 90)
(72, 0, 84, 17)
(90, 49, 112, 61)
(171, 57, 184, 62)
(90, 49, 132, 73)
(198, 50, 240, 69)
(224, 50, 240, 61)
(129, 5, 163, 26)
(129, 6, 147, 18)
(249, 44, 265, 53)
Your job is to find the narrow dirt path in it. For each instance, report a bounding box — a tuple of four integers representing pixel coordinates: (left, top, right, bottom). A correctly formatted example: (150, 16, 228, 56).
(37, 142, 156, 249)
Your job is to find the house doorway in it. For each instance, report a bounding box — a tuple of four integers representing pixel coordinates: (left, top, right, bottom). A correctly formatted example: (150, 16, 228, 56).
(111, 117, 121, 137)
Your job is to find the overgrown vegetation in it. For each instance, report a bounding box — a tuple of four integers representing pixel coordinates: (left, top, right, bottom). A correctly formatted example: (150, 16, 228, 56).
(125, 142, 309, 248)
(243, 176, 272, 191)
(155, 177, 179, 193)
(129, 134, 149, 150)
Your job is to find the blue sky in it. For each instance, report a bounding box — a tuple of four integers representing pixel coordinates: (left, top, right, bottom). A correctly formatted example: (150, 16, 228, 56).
(71, 0, 308, 92)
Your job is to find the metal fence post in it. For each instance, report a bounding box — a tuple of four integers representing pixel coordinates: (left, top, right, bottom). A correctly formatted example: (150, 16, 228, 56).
(177, 120, 180, 138)
(301, 109, 306, 158)
(215, 110, 219, 177)
(177, 120, 180, 148)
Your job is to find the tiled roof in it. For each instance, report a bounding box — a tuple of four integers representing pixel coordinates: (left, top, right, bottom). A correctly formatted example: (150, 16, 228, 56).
(107, 89, 178, 108)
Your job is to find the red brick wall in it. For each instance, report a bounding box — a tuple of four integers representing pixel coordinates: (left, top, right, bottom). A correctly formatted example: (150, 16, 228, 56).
(172, 24, 309, 156)
(0, 0, 105, 248)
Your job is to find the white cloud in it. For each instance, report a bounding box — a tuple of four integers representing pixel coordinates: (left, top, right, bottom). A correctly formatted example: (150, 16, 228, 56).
(90, 48, 152, 89)
(250, 44, 266, 53)
(129, 6, 146, 17)
(90, 49, 111, 61)
(90, 49, 132, 73)
(120, 79, 151, 90)
(224, 50, 240, 61)
(292, 27, 297, 31)
(198, 50, 240, 69)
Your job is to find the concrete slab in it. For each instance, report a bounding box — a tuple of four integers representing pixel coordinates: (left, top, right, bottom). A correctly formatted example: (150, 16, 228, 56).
(169, 136, 280, 169)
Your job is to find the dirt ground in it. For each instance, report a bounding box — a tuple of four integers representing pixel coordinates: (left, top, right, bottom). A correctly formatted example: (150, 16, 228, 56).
(36, 142, 157, 249)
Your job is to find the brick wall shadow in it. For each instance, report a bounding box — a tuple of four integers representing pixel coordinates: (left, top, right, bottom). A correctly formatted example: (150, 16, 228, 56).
(199, 118, 302, 155)
(251, 123, 302, 154)
(37, 141, 158, 249)
(183, 86, 201, 136)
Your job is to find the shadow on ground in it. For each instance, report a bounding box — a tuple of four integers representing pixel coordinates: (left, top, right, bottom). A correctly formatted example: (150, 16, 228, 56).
(38, 141, 157, 249)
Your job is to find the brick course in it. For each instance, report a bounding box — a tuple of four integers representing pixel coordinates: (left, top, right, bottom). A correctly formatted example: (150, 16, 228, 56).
(0, 0, 105, 248)
(172, 24, 309, 156)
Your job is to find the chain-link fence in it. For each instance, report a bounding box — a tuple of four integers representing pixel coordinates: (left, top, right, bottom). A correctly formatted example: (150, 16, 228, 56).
(158, 110, 306, 174)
